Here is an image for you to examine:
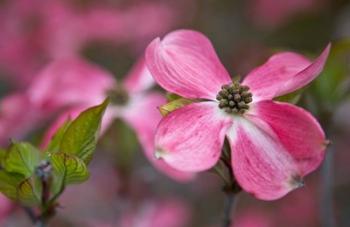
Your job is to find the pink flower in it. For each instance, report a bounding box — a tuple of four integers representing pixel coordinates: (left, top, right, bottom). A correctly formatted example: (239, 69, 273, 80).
(28, 58, 114, 112)
(118, 199, 190, 227)
(145, 29, 330, 200)
(0, 94, 41, 144)
(0, 57, 114, 145)
(231, 182, 320, 227)
(0, 194, 13, 224)
(0, 0, 185, 86)
(37, 58, 193, 182)
(233, 210, 271, 227)
(40, 1, 180, 58)
(247, 0, 325, 28)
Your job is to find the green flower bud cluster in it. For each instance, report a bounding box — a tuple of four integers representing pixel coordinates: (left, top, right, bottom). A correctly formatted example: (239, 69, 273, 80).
(216, 82, 253, 114)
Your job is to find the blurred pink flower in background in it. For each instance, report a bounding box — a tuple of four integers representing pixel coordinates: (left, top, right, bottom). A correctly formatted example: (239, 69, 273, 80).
(41, 1, 180, 58)
(36, 58, 193, 181)
(232, 210, 271, 227)
(0, 55, 192, 180)
(246, 0, 325, 28)
(145, 29, 330, 200)
(28, 58, 114, 113)
(232, 182, 320, 227)
(275, 186, 320, 227)
(0, 195, 13, 225)
(0, 58, 114, 145)
(0, 0, 189, 86)
(118, 199, 191, 227)
(0, 94, 39, 144)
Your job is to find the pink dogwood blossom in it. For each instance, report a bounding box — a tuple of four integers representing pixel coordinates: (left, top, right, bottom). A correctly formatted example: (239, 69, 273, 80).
(0, 58, 114, 144)
(0, 0, 185, 86)
(145, 29, 330, 200)
(231, 182, 320, 227)
(0, 94, 41, 144)
(247, 0, 325, 28)
(232, 210, 272, 227)
(0, 195, 13, 225)
(118, 199, 190, 227)
(36, 58, 192, 182)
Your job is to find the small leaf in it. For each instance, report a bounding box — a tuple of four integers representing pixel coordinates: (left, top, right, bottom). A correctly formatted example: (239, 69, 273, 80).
(50, 152, 89, 198)
(60, 99, 109, 164)
(0, 171, 40, 205)
(275, 88, 304, 104)
(0, 148, 6, 160)
(159, 98, 193, 116)
(0, 171, 23, 201)
(17, 177, 41, 205)
(45, 119, 72, 154)
(309, 40, 350, 107)
(3, 142, 41, 178)
(166, 93, 183, 102)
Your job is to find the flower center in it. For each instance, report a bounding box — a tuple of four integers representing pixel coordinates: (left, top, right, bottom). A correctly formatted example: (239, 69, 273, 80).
(107, 85, 129, 106)
(216, 82, 252, 114)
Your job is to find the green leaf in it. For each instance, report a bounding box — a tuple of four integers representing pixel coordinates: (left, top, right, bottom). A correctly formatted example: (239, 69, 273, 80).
(17, 177, 41, 205)
(3, 142, 41, 178)
(166, 93, 183, 102)
(159, 98, 193, 116)
(275, 88, 304, 104)
(309, 40, 350, 107)
(51, 152, 89, 184)
(50, 152, 89, 198)
(0, 148, 6, 160)
(0, 171, 24, 201)
(60, 99, 109, 164)
(0, 171, 40, 205)
(45, 119, 72, 154)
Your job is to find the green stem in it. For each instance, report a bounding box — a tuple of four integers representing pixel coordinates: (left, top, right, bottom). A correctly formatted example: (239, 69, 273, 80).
(222, 191, 236, 227)
(210, 140, 242, 227)
(320, 146, 336, 227)
(37, 172, 55, 226)
(319, 112, 336, 227)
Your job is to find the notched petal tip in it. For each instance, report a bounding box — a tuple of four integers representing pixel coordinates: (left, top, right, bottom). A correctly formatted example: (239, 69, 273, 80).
(323, 139, 331, 148)
(145, 37, 161, 58)
(324, 42, 332, 54)
(154, 147, 166, 160)
(289, 175, 305, 189)
(151, 36, 161, 43)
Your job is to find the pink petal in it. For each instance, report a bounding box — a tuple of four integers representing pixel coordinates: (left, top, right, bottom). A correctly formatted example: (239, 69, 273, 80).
(145, 30, 232, 100)
(123, 58, 155, 93)
(122, 92, 194, 181)
(228, 118, 301, 200)
(248, 100, 326, 175)
(242, 44, 330, 101)
(248, 0, 319, 28)
(28, 58, 115, 111)
(118, 199, 190, 227)
(0, 94, 41, 145)
(154, 102, 232, 172)
(0, 194, 13, 222)
(235, 209, 272, 227)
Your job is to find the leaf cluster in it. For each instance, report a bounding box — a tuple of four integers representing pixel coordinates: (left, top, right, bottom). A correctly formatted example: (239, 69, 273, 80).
(0, 99, 109, 206)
